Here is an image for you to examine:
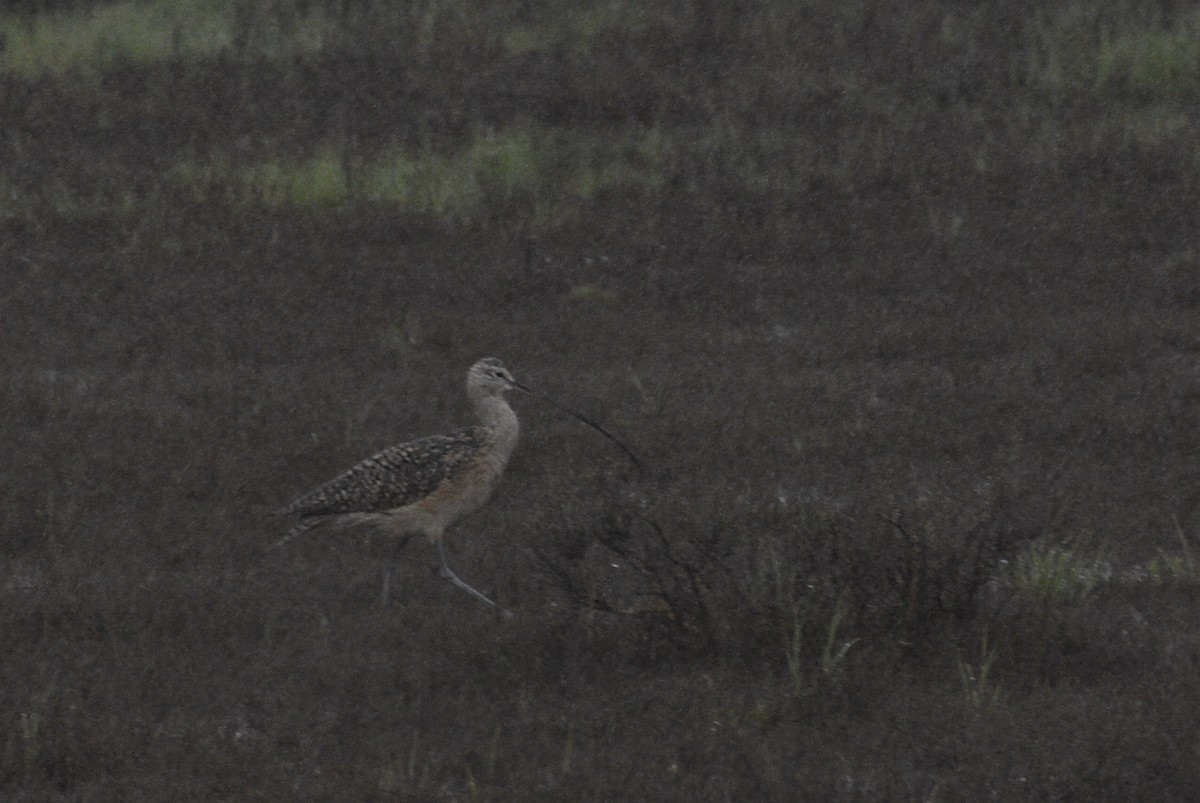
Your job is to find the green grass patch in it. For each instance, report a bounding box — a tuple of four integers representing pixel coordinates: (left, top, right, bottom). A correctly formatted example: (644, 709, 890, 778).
(1008, 536, 1200, 602)
(363, 129, 540, 220)
(53, 122, 685, 221)
(0, 0, 654, 76)
(149, 129, 547, 218)
(1011, 545, 1107, 604)
(0, 0, 329, 76)
(1097, 19, 1200, 96)
(501, 3, 662, 57)
(565, 284, 619, 305)
(0, 112, 828, 236)
(259, 151, 349, 207)
(1029, 5, 1200, 98)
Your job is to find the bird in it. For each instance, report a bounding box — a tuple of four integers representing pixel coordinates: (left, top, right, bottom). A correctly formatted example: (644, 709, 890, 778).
(274, 357, 526, 608)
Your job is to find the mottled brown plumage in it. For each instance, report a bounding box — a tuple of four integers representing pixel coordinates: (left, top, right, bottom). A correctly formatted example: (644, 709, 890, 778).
(274, 357, 525, 607)
(276, 428, 488, 519)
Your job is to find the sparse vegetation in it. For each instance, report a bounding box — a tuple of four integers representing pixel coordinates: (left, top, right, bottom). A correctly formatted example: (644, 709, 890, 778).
(4, 0, 1200, 799)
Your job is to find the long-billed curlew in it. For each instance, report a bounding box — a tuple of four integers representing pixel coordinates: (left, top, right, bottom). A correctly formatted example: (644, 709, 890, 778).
(275, 357, 644, 608)
(274, 357, 526, 607)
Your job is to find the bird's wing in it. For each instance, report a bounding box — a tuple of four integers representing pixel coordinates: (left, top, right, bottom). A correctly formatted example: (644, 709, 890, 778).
(277, 427, 486, 518)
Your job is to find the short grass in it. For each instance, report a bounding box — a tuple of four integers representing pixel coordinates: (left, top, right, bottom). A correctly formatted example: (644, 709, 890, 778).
(3, 0, 1200, 239)
(5, 0, 1200, 798)
(0, 0, 329, 75)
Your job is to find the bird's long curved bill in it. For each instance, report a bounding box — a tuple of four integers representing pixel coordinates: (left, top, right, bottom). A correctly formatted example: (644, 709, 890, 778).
(514, 382, 646, 473)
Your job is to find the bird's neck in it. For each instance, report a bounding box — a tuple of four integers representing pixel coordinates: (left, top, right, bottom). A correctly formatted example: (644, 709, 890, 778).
(474, 395, 519, 455)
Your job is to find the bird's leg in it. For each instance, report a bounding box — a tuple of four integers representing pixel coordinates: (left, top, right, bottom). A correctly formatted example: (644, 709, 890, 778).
(437, 539, 496, 607)
(380, 535, 413, 606)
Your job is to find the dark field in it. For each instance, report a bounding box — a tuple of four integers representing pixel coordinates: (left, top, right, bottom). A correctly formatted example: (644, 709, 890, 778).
(4, 0, 1200, 799)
